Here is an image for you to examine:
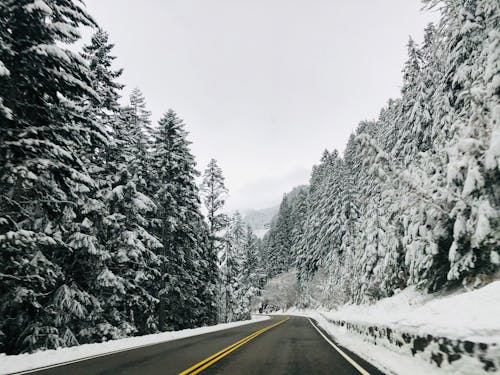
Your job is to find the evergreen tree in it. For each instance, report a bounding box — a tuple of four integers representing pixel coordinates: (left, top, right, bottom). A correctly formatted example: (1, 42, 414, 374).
(151, 110, 214, 330)
(296, 150, 336, 282)
(83, 28, 123, 115)
(289, 188, 309, 267)
(200, 159, 229, 258)
(0, 0, 107, 354)
(265, 195, 293, 277)
(220, 212, 246, 322)
(242, 225, 264, 297)
(121, 88, 153, 192)
(430, 0, 500, 282)
(76, 44, 163, 338)
(103, 170, 162, 336)
(199, 158, 228, 324)
(392, 37, 423, 162)
(71, 27, 128, 343)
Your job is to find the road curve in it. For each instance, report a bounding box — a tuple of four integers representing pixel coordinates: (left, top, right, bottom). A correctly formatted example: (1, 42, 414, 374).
(12, 316, 385, 375)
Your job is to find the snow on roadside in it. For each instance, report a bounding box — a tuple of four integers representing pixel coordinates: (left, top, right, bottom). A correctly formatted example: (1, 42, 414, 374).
(282, 282, 500, 375)
(321, 281, 500, 343)
(308, 311, 446, 375)
(0, 315, 270, 375)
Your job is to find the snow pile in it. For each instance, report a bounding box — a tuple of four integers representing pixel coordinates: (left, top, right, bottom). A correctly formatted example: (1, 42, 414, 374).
(322, 281, 500, 343)
(0, 315, 270, 375)
(307, 312, 467, 375)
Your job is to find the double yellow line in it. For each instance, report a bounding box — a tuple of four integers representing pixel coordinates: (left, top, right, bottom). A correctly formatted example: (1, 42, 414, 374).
(179, 317, 289, 375)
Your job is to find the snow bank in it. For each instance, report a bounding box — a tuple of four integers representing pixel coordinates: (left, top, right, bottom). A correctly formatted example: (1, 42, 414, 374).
(0, 315, 270, 375)
(285, 282, 500, 375)
(321, 281, 500, 343)
(308, 311, 447, 375)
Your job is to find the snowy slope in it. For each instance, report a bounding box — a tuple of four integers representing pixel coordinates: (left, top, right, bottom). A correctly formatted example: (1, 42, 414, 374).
(321, 282, 500, 343)
(0, 316, 270, 375)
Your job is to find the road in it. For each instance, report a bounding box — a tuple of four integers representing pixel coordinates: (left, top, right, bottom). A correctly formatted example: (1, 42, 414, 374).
(14, 316, 385, 375)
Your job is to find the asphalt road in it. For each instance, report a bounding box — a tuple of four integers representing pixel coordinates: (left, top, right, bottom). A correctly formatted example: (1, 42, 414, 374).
(15, 316, 385, 375)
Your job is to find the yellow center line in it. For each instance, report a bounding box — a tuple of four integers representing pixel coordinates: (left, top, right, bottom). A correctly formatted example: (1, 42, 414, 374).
(178, 317, 290, 375)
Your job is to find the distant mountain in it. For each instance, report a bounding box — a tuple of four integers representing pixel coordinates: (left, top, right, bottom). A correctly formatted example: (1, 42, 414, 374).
(243, 185, 308, 238)
(243, 206, 278, 238)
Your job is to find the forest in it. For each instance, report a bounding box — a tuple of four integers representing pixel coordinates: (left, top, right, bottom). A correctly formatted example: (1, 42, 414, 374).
(0, 0, 261, 354)
(0, 0, 499, 358)
(261, 0, 499, 308)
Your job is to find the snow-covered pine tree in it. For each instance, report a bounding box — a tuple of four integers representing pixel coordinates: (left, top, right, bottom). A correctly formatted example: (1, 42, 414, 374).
(264, 194, 293, 278)
(417, 23, 440, 152)
(83, 28, 123, 116)
(427, 0, 500, 282)
(0, 0, 109, 354)
(200, 159, 229, 260)
(237, 225, 262, 319)
(392, 37, 423, 163)
(296, 150, 336, 283)
(243, 225, 264, 291)
(334, 135, 361, 303)
(151, 109, 214, 330)
(120, 88, 153, 192)
(103, 169, 162, 336)
(76, 28, 156, 342)
(199, 158, 228, 324)
(219, 212, 246, 322)
(98, 86, 163, 337)
(289, 187, 309, 266)
(316, 151, 345, 266)
(377, 98, 403, 154)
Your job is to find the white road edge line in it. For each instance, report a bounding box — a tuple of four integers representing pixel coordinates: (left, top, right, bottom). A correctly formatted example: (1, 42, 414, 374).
(7, 317, 271, 375)
(308, 317, 371, 375)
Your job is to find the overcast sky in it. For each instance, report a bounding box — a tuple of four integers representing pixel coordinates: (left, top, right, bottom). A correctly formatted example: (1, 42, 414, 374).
(83, 0, 438, 211)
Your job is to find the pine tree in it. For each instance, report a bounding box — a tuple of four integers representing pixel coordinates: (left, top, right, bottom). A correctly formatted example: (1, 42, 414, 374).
(431, 0, 500, 282)
(70, 27, 128, 343)
(297, 150, 337, 282)
(103, 170, 162, 336)
(120, 88, 153, 192)
(220, 212, 246, 322)
(392, 37, 423, 162)
(199, 159, 228, 324)
(200, 159, 229, 258)
(241, 225, 263, 301)
(316, 151, 344, 265)
(289, 187, 309, 266)
(0, 0, 108, 354)
(83, 28, 123, 115)
(264, 194, 293, 278)
(151, 109, 214, 330)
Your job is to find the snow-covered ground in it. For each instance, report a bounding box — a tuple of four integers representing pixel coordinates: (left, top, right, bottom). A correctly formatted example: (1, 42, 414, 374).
(321, 281, 500, 343)
(284, 282, 500, 375)
(0, 315, 270, 375)
(306, 311, 447, 375)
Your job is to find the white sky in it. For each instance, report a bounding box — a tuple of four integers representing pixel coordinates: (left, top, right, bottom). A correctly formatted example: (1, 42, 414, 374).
(83, 0, 438, 211)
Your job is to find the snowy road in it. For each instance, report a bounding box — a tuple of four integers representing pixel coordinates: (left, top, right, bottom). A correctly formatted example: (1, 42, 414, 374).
(12, 316, 384, 375)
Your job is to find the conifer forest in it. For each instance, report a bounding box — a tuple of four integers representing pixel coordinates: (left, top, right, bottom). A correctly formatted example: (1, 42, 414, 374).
(0, 1, 498, 371)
